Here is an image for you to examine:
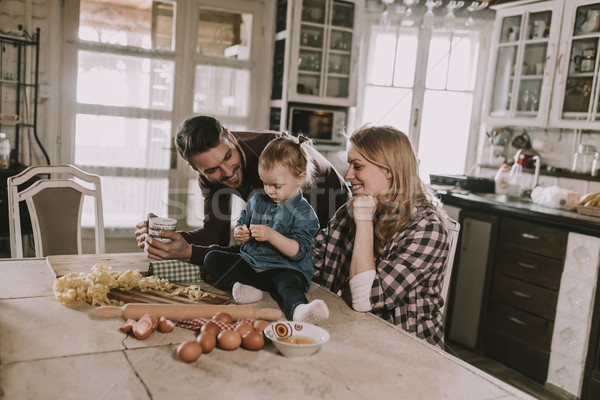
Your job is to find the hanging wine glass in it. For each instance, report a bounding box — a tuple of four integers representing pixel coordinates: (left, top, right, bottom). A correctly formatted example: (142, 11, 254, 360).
(422, 0, 442, 29)
(464, 1, 489, 27)
(402, 0, 417, 27)
(443, 1, 465, 30)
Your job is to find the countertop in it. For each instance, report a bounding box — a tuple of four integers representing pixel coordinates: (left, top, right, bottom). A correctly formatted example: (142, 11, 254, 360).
(0, 256, 536, 400)
(437, 189, 600, 236)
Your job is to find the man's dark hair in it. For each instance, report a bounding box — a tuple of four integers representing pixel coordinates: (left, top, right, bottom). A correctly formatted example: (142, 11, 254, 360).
(175, 115, 229, 163)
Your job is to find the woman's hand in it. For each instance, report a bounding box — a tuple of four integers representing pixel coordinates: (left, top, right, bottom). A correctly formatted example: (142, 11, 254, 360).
(249, 224, 273, 242)
(348, 194, 377, 222)
(143, 230, 192, 262)
(135, 213, 157, 249)
(234, 225, 252, 243)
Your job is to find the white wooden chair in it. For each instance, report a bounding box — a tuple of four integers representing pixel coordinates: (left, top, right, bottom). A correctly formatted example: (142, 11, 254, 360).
(440, 217, 461, 320)
(8, 165, 105, 258)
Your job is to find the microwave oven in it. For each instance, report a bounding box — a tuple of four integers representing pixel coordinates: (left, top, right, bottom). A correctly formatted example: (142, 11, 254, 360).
(288, 105, 347, 147)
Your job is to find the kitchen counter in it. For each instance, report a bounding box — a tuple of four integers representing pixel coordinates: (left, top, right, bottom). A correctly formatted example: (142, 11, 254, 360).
(437, 189, 600, 236)
(0, 256, 536, 399)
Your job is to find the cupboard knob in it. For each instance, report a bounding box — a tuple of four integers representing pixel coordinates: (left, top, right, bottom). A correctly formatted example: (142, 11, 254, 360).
(521, 233, 540, 240)
(509, 316, 526, 325)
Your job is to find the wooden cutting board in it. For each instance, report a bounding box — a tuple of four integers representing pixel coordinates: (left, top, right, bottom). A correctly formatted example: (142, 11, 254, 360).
(108, 284, 231, 305)
(47, 253, 150, 278)
(47, 252, 231, 305)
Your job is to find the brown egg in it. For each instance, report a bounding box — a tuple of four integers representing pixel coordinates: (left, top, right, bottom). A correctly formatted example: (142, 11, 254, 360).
(158, 317, 175, 333)
(201, 321, 221, 337)
(234, 322, 253, 337)
(242, 330, 265, 351)
(253, 319, 270, 332)
(177, 341, 202, 363)
(196, 331, 217, 353)
(217, 330, 242, 350)
(212, 312, 233, 324)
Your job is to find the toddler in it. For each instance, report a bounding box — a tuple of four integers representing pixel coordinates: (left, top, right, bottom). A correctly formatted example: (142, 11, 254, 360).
(203, 135, 328, 324)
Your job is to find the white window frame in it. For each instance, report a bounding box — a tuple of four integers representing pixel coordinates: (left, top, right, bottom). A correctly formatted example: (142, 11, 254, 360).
(60, 0, 274, 234)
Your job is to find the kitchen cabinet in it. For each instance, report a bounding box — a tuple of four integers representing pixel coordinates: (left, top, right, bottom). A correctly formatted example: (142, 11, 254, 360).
(484, 0, 563, 127)
(447, 211, 498, 352)
(485, 217, 567, 383)
(0, 27, 42, 164)
(550, 0, 600, 129)
(269, 0, 362, 131)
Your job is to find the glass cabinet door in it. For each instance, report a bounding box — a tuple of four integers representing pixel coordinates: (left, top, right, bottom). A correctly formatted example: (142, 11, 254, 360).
(294, 0, 355, 103)
(559, 2, 600, 122)
(486, 1, 560, 127)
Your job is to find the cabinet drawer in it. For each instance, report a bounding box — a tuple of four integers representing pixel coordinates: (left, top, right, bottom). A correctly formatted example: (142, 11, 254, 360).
(486, 329, 549, 383)
(498, 217, 567, 259)
(495, 250, 563, 290)
(487, 302, 554, 351)
(492, 273, 558, 320)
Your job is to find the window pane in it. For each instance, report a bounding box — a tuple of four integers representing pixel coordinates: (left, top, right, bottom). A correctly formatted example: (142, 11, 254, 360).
(197, 8, 253, 60)
(77, 51, 174, 110)
(79, 0, 175, 51)
(366, 27, 397, 85)
(418, 91, 472, 175)
(362, 86, 411, 133)
(82, 176, 169, 228)
(393, 29, 418, 88)
(193, 66, 250, 117)
(74, 114, 171, 169)
(426, 32, 451, 90)
(447, 31, 479, 91)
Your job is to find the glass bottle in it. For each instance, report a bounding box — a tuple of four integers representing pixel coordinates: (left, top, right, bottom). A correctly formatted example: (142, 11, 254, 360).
(0, 132, 10, 169)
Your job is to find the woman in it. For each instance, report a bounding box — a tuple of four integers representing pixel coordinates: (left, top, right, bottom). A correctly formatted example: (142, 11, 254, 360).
(312, 125, 449, 348)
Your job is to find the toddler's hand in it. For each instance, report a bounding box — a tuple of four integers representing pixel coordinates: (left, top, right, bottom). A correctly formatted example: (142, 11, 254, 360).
(234, 225, 252, 243)
(249, 224, 273, 242)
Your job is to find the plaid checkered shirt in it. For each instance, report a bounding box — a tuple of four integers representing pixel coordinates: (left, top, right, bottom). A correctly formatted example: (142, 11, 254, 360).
(312, 203, 449, 348)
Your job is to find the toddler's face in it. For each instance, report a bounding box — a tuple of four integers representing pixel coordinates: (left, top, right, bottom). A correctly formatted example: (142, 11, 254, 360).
(259, 165, 305, 204)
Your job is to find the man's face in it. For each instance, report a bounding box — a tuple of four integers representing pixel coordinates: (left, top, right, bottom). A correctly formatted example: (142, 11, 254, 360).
(189, 137, 243, 189)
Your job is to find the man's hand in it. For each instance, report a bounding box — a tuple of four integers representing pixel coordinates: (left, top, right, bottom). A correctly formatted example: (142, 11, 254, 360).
(249, 224, 273, 242)
(348, 195, 377, 222)
(234, 225, 252, 243)
(143, 230, 192, 262)
(135, 213, 158, 249)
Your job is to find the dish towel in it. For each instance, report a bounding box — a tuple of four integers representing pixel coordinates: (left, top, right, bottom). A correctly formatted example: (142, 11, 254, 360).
(147, 260, 202, 283)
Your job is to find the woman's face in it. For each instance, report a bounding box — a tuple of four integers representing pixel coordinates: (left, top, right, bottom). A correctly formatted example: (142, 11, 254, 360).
(345, 145, 391, 196)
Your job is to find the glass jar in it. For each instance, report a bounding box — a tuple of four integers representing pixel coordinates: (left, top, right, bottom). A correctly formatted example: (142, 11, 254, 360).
(572, 144, 597, 174)
(592, 152, 600, 177)
(0, 132, 10, 169)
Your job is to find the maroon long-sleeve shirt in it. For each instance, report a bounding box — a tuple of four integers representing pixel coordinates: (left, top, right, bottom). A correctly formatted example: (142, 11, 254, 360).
(179, 130, 350, 265)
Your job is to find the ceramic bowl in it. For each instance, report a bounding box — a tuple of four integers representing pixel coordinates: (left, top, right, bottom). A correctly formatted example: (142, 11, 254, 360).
(264, 321, 330, 357)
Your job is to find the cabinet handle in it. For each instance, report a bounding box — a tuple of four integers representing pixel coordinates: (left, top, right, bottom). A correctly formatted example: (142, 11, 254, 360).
(512, 290, 531, 298)
(413, 108, 419, 128)
(521, 233, 540, 240)
(517, 261, 536, 270)
(509, 316, 526, 326)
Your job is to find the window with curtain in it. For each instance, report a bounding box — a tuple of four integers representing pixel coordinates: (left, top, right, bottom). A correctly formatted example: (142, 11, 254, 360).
(361, 19, 483, 177)
(63, 0, 266, 230)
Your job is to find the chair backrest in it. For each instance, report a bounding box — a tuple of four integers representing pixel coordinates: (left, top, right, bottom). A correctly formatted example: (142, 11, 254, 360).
(8, 165, 105, 258)
(440, 217, 460, 318)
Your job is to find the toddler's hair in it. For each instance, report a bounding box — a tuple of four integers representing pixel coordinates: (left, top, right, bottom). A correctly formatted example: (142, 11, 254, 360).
(259, 134, 316, 189)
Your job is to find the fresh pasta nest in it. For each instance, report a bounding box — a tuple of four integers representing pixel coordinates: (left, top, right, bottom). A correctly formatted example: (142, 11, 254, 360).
(53, 263, 224, 307)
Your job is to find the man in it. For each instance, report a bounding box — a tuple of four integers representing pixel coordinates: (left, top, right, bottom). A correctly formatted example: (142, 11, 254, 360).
(136, 115, 350, 265)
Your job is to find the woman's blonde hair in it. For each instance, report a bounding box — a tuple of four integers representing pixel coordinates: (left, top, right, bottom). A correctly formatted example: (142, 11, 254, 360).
(349, 125, 442, 255)
(258, 134, 316, 189)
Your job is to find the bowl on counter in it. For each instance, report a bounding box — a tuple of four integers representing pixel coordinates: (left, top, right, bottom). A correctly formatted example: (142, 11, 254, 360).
(264, 321, 330, 357)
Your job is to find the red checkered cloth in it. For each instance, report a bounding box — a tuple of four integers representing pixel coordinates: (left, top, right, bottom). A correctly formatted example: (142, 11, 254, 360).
(176, 318, 256, 332)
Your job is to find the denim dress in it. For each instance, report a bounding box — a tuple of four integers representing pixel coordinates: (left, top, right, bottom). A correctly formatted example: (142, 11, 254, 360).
(237, 191, 320, 290)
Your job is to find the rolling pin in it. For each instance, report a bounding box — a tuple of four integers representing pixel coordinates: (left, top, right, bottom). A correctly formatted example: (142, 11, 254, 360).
(95, 303, 282, 321)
